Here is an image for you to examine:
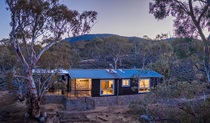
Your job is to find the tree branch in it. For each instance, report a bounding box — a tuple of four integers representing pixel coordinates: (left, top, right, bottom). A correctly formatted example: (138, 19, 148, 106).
(14, 74, 29, 81)
(198, 4, 209, 24)
(16, 43, 29, 67)
(33, 40, 58, 65)
(174, 0, 190, 14)
(199, 0, 209, 4)
(189, 0, 207, 42)
(40, 72, 56, 96)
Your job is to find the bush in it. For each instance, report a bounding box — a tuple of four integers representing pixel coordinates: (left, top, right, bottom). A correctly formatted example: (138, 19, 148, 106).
(129, 80, 210, 123)
(0, 102, 25, 113)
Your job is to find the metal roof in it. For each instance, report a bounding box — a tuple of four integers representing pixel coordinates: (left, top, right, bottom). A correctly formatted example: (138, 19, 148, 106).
(32, 69, 69, 74)
(68, 69, 163, 79)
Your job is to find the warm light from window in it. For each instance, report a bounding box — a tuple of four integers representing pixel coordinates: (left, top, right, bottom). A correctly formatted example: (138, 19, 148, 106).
(100, 80, 114, 95)
(122, 79, 130, 87)
(139, 79, 150, 93)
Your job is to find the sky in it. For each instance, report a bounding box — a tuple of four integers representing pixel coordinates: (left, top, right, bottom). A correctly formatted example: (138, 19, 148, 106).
(0, 0, 205, 40)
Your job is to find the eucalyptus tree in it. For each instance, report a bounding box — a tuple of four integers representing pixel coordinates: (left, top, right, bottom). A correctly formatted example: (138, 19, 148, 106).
(6, 0, 97, 118)
(103, 36, 132, 69)
(83, 37, 104, 59)
(0, 41, 16, 90)
(149, 0, 210, 82)
(38, 41, 72, 69)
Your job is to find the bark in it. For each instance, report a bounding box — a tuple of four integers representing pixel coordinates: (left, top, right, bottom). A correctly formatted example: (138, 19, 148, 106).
(26, 71, 40, 118)
(188, 0, 210, 82)
(204, 45, 210, 82)
(17, 79, 24, 101)
(113, 57, 118, 69)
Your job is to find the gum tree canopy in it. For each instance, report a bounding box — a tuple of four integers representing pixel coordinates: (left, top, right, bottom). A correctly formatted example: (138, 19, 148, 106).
(6, 0, 97, 119)
(149, 0, 210, 82)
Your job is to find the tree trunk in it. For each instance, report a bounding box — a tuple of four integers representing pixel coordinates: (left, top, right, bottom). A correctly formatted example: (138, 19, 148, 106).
(113, 57, 118, 69)
(26, 74, 40, 118)
(204, 45, 210, 83)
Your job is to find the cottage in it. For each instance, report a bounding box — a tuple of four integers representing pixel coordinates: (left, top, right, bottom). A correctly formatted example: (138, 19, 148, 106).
(47, 69, 163, 97)
(41, 69, 163, 109)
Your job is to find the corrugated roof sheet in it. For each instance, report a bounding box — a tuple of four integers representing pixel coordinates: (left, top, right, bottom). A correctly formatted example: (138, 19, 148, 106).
(68, 69, 163, 79)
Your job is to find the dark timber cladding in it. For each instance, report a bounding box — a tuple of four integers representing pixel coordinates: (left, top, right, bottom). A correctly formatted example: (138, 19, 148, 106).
(119, 78, 138, 95)
(91, 79, 100, 97)
(68, 69, 164, 97)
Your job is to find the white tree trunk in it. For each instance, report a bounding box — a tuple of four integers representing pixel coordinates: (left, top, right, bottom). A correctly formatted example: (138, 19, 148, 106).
(113, 57, 118, 69)
(25, 71, 40, 118)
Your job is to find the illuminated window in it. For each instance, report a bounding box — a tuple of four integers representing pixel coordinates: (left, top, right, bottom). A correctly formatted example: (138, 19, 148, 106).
(75, 79, 92, 96)
(122, 79, 130, 87)
(139, 79, 150, 93)
(100, 80, 114, 95)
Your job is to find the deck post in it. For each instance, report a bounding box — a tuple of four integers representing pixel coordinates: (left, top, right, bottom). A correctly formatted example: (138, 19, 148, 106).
(117, 79, 119, 105)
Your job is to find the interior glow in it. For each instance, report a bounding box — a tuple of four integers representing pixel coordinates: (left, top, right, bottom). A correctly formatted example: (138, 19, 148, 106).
(122, 79, 130, 87)
(100, 80, 114, 95)
(139, 79, 150, 93)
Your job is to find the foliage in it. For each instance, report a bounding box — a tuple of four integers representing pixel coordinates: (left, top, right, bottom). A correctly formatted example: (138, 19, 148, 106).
(103, 36, 132, 69)
(0, 42, 16, 71)
(170, 38, 203, 81)
(148, 41, 173, 78)
(69, 49, 80, 68)
(129, 80, 210, 123)
(149, 0, 210, 82)
(171, 38, 203, 59)
(83, 37, 103, 59)
(149, 0, 209, 38)
(69, 35, 206, 83)
(6, 0, 97, 118)
(38, 41, 73, 69)
(0, 41, 17, 90)
(0, 101, 25, 113)
(154, 80, 207, 99)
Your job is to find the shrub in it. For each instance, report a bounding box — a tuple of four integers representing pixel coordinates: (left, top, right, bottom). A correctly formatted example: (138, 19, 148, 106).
(129, 80, 210, 123)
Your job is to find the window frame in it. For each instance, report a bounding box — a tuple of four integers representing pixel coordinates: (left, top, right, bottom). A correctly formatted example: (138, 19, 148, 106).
(100, 79, 114, 96)
(122, 79, 130, 87)
(138, 78, 150, 93)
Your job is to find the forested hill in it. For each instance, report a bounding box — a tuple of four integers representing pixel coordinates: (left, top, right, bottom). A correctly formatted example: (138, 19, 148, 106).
(65, 34, 146, 44)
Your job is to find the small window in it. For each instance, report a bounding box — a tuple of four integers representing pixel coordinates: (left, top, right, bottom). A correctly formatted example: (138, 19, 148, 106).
(122, 79, 130, 87)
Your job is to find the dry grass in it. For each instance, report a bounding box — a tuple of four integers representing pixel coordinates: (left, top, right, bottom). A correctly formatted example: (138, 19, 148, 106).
(0, 91, 25, 123)
(44, 104, 139, 123)
(80, 105, 139, 123)
(0, 91, 18, 108)
(41, 103, 64, 113)
(0, 91, 140, 123)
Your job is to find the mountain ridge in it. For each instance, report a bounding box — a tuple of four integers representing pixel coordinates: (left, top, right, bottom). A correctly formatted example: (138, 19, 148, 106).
(65, 34, 145, 44)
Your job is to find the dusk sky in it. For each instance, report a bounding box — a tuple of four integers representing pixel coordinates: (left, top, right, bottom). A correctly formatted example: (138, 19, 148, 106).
(0, 0, 180, 39)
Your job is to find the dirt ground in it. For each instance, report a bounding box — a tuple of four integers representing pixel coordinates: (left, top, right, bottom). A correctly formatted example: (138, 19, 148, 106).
(0, 91, 139, 123)
(44, 103, 140, 123)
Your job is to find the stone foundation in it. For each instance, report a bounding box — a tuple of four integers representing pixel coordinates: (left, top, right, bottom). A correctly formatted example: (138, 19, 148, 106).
(90, 94, 145, 106)
(42, 94, 145, 110)
(64, 97, 95, 111)
(64, 98, 86, 111)
(42, 94, 65, 104)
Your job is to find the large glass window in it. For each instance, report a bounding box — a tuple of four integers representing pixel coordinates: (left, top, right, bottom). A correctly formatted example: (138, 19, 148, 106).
(139, 79, 150, 93)
(122, 79, 130, 87)
(75, 79, 92, 97)
(100, 80, 114, 95)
